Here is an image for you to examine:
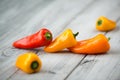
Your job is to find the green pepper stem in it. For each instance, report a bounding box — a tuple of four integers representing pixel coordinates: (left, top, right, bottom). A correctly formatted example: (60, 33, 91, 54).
(45, 32, 52, 40)
(31, 61, 39, 70)
(97, 20, 102, 26)
(73, 32, 79, 38)
(108, 37, 111, 41)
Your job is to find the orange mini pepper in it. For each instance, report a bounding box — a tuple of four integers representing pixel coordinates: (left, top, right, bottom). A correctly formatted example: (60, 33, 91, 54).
(16, 52, 42, 73)
(44, 29, 79, 53)
(96, 16, 116, 31)
(68, 34, 110, 54)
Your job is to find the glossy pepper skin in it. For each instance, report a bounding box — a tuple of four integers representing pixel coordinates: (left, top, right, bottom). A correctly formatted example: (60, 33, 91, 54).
(44, 29, 78, 53)
(16, 52, 42, 74)
(13, 28, 52, 49)
(68, 34, 110, 55)
(96, 16, 116, 31)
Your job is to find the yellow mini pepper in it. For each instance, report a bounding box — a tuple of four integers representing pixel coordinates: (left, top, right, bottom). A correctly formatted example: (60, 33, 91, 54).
(44, 29, 79, 53)
(16, 52, 42, 74)
(96, 16, 116, 31)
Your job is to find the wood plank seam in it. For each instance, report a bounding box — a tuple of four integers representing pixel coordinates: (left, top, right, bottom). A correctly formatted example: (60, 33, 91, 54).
(106, 60, 120, 80)
(64, 55, 87, 80)
(81, 59, 97, 65)
(6, 69, 19, 80)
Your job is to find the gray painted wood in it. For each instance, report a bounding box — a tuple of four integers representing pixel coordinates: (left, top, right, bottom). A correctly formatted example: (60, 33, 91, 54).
(0, 0, 120, 80)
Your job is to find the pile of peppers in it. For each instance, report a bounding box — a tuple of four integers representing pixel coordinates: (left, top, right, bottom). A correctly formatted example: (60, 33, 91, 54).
(13, 16, 116, 74)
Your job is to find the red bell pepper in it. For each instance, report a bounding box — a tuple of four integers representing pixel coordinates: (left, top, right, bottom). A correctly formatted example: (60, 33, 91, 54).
(13, 28, 52, 49)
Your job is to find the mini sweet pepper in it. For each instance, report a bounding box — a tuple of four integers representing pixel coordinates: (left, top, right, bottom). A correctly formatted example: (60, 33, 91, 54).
(96, 16, 116, 31)
(13, 28, 52, 49)
(16, 52, 42, 73)
(44, 29, 79, 53)
(68, 34, 110, 54)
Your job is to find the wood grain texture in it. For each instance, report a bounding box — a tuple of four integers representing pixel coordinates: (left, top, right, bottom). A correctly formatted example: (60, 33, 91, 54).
(0, 0, 120, 80)
(0, 0, 94, 80)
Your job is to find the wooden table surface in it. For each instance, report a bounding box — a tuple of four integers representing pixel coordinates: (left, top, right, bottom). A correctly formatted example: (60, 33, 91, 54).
(0, 0, 120, 80)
